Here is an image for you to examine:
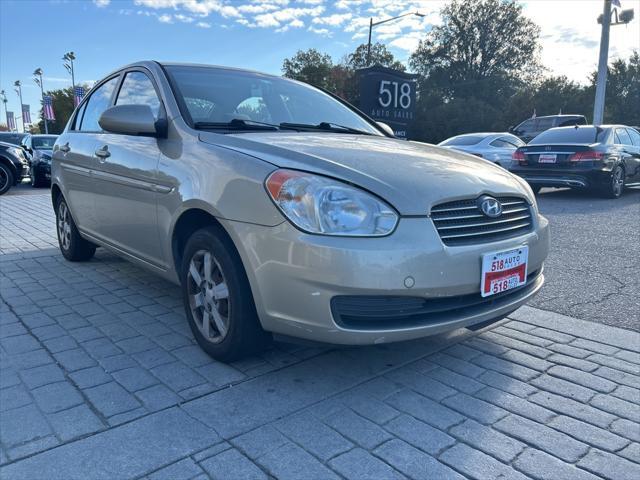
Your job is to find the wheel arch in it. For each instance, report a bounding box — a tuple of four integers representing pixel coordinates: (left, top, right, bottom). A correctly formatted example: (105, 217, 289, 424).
(51, 183, 63, 209)
(0, 155, 19, 183)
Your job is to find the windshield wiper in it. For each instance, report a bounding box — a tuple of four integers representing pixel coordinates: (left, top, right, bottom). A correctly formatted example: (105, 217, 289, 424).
(279, 122, 375, 135)
(193, 119, 280, 131)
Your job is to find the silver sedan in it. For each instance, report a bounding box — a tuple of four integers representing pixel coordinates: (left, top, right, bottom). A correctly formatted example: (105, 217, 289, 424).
(438, 133, 525, 167)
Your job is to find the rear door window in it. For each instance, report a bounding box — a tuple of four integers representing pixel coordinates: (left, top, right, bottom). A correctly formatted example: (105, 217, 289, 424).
(626, 128, 640, 146)
(615, 128, 632, 146)
(534, 118, 554, 132)
(79, 77, 119, 132)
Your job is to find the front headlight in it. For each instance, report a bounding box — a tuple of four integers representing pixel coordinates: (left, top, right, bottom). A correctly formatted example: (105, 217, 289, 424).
(266, 169, 398, 236)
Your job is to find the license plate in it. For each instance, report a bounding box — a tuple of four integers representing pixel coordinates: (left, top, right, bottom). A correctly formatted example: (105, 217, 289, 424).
(538, 154, 557, 163)
(481, 246, 528, 297)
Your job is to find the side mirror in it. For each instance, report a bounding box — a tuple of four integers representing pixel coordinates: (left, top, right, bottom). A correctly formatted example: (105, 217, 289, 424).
(99, 105, 160, 136)
(376, 121, 395, 137)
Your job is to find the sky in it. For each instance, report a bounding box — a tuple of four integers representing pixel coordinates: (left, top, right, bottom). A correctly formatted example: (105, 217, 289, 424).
(1, 0, 639, 131)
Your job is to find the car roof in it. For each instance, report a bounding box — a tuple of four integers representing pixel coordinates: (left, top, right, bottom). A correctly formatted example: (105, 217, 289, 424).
(532, 114, 586, 119)
(31, 134, 58, 138)
(106, 60, 279, 80)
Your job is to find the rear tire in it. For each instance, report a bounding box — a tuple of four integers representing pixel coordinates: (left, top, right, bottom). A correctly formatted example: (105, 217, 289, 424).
(55, 196, 96, 261)
(0, 163, 14, 196)
(181, 226, 270, 362)
(599, 165, 624, 199)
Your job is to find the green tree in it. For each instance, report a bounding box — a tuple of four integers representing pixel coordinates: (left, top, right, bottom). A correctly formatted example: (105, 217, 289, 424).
(36, 85, 89, 134)
(282, 48, 335, 89)
(410, 0, 540, 101)
(342, 43, 406, 71)
(598, 50, 640, 125)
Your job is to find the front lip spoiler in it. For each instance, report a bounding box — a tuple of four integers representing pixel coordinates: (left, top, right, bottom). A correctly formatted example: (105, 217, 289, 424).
(521, 176, 587, 188)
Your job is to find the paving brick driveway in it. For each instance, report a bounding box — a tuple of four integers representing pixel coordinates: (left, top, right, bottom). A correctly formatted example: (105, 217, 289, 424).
(1, 190, 639, 480)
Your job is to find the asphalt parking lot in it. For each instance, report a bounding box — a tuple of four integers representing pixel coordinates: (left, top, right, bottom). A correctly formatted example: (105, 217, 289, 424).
(1, 183, 639, 480)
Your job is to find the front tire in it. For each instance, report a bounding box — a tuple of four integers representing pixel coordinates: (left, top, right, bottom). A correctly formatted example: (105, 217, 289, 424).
(55, 196, 96, 261)
(0, 163, 14, 196)
(599, 165, 624, 199)
(181, 226, 270, 362)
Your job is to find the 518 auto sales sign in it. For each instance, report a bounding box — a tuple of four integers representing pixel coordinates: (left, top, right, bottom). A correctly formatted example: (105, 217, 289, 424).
(357, 66, 418, 139)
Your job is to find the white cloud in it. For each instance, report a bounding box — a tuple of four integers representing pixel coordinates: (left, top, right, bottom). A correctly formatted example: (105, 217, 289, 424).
(174, 13, 194, 23)
(196, 21, 211, 28)
(93, 0, 110, 7)
(312, 13, 352, 26)
(308, 26, 331, 36)
(158, 13, 173, 23)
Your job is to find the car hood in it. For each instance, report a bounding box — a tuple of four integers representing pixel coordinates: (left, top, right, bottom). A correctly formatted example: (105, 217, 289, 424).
(199, 132, 531, 215)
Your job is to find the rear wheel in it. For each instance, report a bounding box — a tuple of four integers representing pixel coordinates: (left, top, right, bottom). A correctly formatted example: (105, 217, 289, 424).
(55, 196, 96, 261)
(181, 226, 270, 361)
(0, 163, 14, 196)
(599, 165, 624, 199)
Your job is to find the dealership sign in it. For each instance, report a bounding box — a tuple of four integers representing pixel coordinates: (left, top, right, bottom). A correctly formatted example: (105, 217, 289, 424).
(357, 66, 418, 139)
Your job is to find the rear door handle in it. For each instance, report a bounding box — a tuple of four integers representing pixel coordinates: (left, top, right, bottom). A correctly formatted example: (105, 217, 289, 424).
(59, 142, 70, 153)
(95, 145, 111, 160)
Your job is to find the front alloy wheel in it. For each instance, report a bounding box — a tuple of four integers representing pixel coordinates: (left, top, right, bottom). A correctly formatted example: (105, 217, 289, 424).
(181, 226, 269, 361)
(187, 249, 231, 344)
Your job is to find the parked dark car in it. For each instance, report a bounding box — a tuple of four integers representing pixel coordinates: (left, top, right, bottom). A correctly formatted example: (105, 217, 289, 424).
(510, 115, 587, 143)
(21, 134, 58, 187)
(0, 132, 28, 146)
(0, 141, 30, 195)
(510, 125, 640, 198)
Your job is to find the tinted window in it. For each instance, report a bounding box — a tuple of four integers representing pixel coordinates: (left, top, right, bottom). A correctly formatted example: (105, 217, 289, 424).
(557, 117, 586, 127)
(116, 71, 161, 118)
(79, 77, 119, 132)
(530, 127, 609, 145)
(0, 133, 27, 145)
(490, 136, 523, 148)
(32, 136, 57, 149)
(440, 135, 485, 146)
(165, 65, 380, 134)
(615, 128, 632, 145)
(627, 128, 640, 146)
(515, 119, 534, 133)
(534, 118, 554, 131)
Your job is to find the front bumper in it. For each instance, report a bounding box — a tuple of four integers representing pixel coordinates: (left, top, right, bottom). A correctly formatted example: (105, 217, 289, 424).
(223, 213, 550, 345)
(32, 162, 51, 181)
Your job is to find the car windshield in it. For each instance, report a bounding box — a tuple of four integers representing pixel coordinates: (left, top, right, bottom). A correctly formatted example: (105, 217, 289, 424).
(530, 127, 609, 145)
(440, 135, 485, 146)
(164, 65, 381, 135)
(32, 136, 57, 150)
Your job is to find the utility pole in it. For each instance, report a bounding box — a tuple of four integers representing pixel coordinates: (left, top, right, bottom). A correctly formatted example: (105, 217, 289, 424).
(593, 1, 635, 124)
(34, 68, 48, 134)
(14, 81, 25, 133)
(0, 90, 8, 131)
(593, 0, 612, 125)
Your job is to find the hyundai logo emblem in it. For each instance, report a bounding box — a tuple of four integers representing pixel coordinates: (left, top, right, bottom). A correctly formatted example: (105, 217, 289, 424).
(478, 196, 503, 218)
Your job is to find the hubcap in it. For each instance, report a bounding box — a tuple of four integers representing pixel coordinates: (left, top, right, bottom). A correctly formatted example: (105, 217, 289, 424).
(57, 202, 72, 250)
(186, 249, 230, 343)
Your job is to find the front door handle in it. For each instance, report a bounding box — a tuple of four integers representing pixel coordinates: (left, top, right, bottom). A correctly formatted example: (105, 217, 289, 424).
(95, 145, 111, 160)
(59, 142, 70, 154)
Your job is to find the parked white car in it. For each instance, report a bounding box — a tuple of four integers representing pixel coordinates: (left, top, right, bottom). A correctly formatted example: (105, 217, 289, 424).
(439, 133, 525, 167)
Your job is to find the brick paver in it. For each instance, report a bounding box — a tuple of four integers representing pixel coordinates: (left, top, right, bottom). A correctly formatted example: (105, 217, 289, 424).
(1, 192, 639, 479)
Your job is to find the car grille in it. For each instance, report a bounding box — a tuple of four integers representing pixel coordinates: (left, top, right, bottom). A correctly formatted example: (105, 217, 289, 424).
(431, 196, 533, 246)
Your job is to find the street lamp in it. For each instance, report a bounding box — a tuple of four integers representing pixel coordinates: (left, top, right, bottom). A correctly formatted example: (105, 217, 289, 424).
(593, 0, 635, 125)
(0, 90, 8, 131)
(33, 68, 48, 134)
(63, 51, 76, 89)
(14, 80, 25, 133)
(367, 11, 425, 66)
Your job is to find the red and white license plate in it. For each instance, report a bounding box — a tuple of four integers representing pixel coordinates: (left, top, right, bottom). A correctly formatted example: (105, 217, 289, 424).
(480, 246, 528, 297)
(538, 153, 557, 163)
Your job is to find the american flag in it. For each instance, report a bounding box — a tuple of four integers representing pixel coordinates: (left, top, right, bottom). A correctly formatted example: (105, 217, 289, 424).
(7, 111, 15, 131)
(22, 105, 31, 124)
(43, 95, 56, 121)
(74, 86, 85, 107)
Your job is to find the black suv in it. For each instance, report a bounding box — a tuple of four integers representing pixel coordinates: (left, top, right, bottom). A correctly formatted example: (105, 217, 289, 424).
(0, 140, 30, 195)
(21, 134, 58, 187)
(510, 115, 587, 143)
